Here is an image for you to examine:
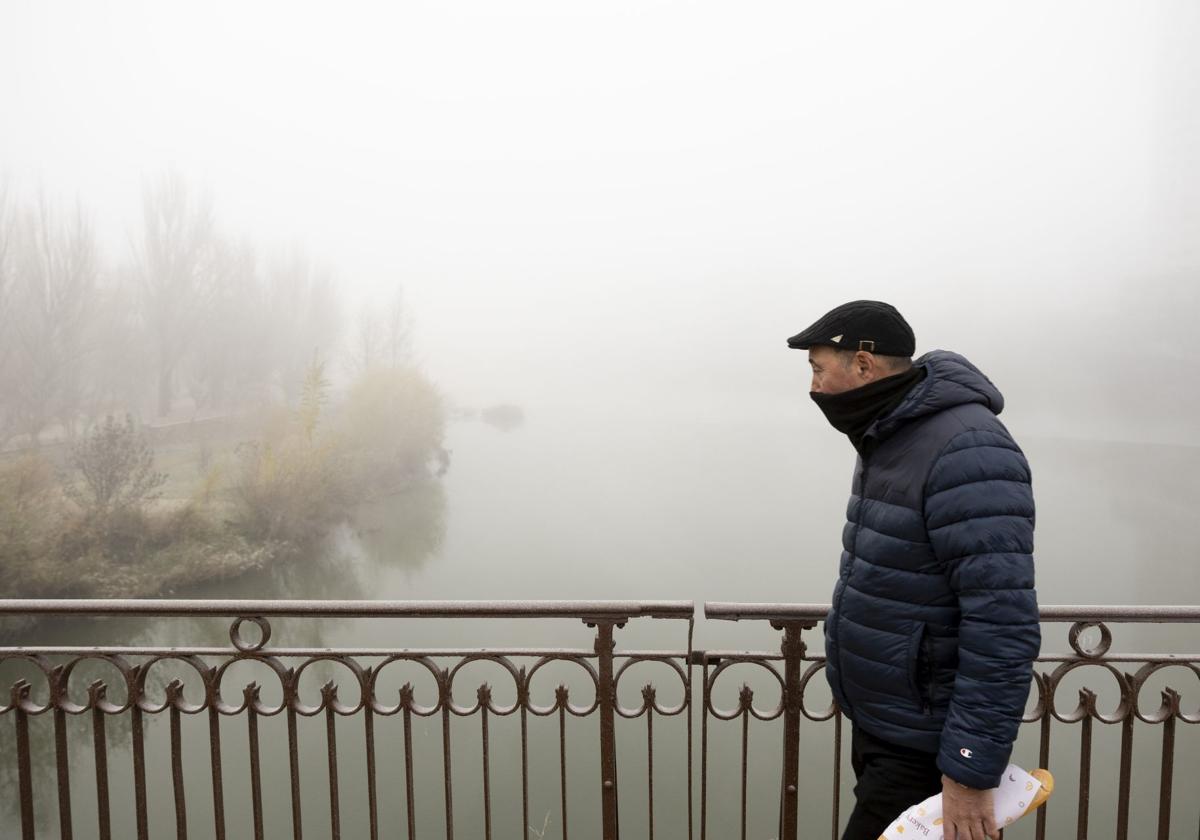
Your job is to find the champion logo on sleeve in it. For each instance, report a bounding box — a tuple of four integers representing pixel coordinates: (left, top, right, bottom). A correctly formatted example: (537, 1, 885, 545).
(960, 748, 974, 759)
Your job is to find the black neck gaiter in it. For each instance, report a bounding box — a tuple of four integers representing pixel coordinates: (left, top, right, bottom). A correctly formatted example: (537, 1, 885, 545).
(810, 366, 926, 453)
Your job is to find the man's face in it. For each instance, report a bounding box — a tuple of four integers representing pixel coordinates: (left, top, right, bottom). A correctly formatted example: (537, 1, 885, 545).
(808, 345, 865, 395)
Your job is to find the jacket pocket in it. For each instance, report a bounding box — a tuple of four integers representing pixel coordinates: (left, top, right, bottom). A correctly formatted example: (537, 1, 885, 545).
(906, 622, 930, 713)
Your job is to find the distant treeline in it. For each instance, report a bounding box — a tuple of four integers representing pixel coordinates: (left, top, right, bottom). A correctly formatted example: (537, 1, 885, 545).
(0, 359, 446, 597)
(0, 171, 411, 447)
(0, 173, 448, 597)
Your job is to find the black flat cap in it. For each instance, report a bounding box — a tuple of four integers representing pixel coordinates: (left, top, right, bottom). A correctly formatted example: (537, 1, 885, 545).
(787, 300, 915, 356)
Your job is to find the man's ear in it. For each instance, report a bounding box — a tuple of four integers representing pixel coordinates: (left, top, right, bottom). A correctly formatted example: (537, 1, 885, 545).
(854, 351, 875, 379)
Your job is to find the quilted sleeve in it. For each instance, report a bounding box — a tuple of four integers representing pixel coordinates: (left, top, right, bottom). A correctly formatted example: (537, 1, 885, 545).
(924, 428, 1040, 789)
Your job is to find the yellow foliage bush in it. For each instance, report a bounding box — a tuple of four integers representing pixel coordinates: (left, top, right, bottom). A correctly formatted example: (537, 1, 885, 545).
(232, 435, 350, 543)
(0, 454, 56, 572)
(336, 365, 446, 488)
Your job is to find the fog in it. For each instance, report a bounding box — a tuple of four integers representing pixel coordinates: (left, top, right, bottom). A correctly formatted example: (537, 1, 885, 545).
(2, 1, 1196, 434)
(2, 0, 1199, 604)
(2, 4, 1200, 838)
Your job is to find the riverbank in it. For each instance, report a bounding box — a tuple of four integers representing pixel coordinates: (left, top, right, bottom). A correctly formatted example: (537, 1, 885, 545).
(0, 364, 448, 599)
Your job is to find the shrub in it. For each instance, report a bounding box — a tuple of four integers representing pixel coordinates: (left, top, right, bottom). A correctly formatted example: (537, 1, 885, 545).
(0, 455, 58, 590)
(0, 454, 55, 544)
(62, 414, 166, 519)
(231, 438, 350, 543)
(49, 414, 169, 565)
(337, 365, 446, 488)
(232, 361, 353, 543)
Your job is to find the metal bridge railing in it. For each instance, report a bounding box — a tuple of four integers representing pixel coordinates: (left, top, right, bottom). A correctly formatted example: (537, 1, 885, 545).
(1, 599, 1197, 840)
(704, 602, 1200, 840)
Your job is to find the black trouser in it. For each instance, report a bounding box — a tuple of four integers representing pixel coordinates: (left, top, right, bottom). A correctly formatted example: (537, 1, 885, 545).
(842, 725, 943, 840)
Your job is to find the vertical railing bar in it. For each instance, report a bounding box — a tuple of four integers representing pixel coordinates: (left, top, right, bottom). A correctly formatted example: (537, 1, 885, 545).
(132, 704, 149, 840)
(831, 709, 842, 840)
(1116, 698, 1135, 840)
(1077, 714, 1092, 840)
(594, 621, 620, 840)
(54, 703, 75, 840)
(686, 654, 694, 840)
(207, 703, 226, 840)
(365, 703, 379, 840)
(480, 700, 493, 840)
(776, 621, 805, 840)
(402, 704, 416, 840)
(1035, 708, 1051, 840)
(248, 704, 265, 840)
(740, 707, 749, 840)
(169, 701, 188, 840)
(441, 675, 454, 840)
(520, 697, 530, 840)
(700, 661, 709, 840)
(16, 699, 36, 840)
(777, 724, 785, 840)
(325, 702, 341, 840)
(646, 706, 654, 840)
(1157, 692, 1177, 840)
(93, 703, 112, 840)
(558, 696, 570, 840)
(286, 704, 303, 840)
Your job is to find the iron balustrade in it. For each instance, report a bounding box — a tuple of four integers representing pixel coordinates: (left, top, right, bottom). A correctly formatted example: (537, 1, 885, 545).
(0, 599, 1197, 839)
(704, 603, 1200, 840)
(0, 600, 695, 840)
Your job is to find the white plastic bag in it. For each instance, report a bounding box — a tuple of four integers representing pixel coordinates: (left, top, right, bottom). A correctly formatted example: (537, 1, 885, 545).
(877, 765, 1054, 839)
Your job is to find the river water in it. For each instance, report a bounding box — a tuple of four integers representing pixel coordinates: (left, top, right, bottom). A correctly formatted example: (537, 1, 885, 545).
(3, 398, 1199, 838)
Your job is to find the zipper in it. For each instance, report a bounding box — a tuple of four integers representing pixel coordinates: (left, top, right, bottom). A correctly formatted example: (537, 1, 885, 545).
(833, 456, 870, 715)
(845, 457, 868, 589)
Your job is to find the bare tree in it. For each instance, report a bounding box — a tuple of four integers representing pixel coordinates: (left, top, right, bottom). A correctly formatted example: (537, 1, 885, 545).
(0, 183, 14, 445)
(63, 414, 167, 519)
(183, 236, 267, 411)
(132, 172, 216, 417)
(265, 248, 341, 404)
(347, 285, 410, 376)
(82, 264, 150, 423)
(5, 193, 99, 444)
(348, 302, 383, 376)
(0, 180, 10, 315)
(383, 285, 412, 367)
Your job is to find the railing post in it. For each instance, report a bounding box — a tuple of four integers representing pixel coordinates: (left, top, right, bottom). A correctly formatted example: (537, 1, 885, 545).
(775, 620, 813, 840)
(590, 619, 622, 840)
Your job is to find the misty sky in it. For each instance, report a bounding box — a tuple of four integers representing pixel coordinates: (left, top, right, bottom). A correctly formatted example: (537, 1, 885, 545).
(2, 1, 1198, 442)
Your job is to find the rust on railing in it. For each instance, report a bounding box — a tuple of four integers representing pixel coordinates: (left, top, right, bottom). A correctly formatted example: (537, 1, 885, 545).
(0, 598, 697, 619)
(705, 603, 1200, 840)
(0, 599, 695, 840)
(1, 599, 1198, 839)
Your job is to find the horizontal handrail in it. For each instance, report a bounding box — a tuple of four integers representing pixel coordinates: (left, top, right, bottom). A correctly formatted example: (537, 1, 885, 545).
(2, 599, 1197, 623)
(704, 602, 1200, 622)
(0, 645, 694, 658)
(0, 598, 694, 620)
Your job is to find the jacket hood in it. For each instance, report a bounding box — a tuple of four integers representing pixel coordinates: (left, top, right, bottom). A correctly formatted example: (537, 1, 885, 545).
(867, 350, 1004, 444)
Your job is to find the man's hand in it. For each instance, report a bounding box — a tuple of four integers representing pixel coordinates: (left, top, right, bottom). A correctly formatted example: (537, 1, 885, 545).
(941, 774, 997, 840)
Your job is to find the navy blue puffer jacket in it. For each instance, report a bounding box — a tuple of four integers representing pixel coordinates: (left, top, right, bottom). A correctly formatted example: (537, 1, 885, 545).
(823, 350, 1040, 789)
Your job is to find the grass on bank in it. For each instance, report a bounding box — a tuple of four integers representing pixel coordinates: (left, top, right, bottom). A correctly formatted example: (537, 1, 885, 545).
(0, 364, 446, 598)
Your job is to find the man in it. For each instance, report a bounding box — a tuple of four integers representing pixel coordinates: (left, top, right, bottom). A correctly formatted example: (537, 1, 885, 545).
(787, 300, 1040, 840)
